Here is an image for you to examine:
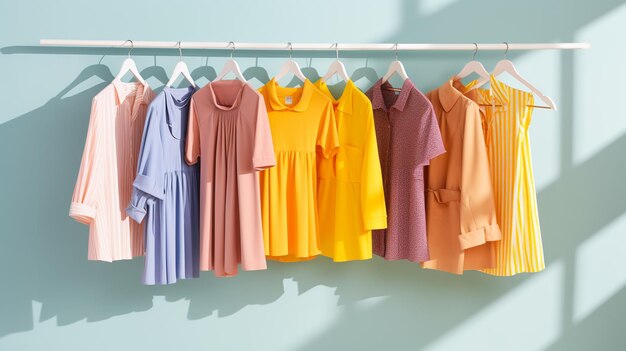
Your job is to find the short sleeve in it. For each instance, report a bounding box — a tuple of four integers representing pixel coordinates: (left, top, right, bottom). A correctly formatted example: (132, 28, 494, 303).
(185, 98, 201, 165)
(252, 96, 276, 170)
(126, 105, 165, 223)
(417, 104, 445, 166)
(69, 97, 102, 225)
(316, 101, 340, 159)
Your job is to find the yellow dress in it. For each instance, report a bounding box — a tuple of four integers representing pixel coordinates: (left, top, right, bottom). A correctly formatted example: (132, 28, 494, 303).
(314, 79, 387, 261)
(258, 79, 339, 261)
(467, 76, 545, 276)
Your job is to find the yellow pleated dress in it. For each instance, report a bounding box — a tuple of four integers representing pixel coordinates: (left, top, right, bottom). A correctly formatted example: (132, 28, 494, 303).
(258, 79, 339, 262)
(467, 76, 545, 276)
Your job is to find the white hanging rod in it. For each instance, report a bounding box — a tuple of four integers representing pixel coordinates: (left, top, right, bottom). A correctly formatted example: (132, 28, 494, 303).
(39, 39, 590, 51)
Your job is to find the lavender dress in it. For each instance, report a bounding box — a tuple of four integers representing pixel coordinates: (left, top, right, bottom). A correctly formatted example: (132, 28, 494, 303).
(127, 86, 200, 285)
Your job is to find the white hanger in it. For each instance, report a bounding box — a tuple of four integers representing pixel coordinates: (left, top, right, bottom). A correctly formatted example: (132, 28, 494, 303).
(166, 41, 197, 88)
(487, 42, 557, 110)
(215, 41, 247, 82)
(456, 43, 489, 90)
(274, 42, 306, 83)
(382, 43, 408, 83)
(113, 40, 147, 85)
(322, 43, 349, 82)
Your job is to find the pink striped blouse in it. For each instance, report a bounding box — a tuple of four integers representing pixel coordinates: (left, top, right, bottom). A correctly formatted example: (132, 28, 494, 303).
(69, 81, 155, 262)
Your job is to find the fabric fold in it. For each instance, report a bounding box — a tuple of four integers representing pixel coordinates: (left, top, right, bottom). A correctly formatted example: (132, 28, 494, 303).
(422, 78, 501, 274)
(189, 80, 274, 277)
(68, 81, 155, 261)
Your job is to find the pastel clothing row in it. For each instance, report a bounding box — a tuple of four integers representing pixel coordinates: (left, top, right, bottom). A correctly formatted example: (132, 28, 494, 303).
(126, 86, 200, 285)
(366, 78, 445, 262)
(422, 78, 501, 274)
(258, 78, 339, 261)
(314, 79, 387, 262)
(69, 74, 544, 280)
(186, 80, 276, 276)
(70, 80, 155, 262)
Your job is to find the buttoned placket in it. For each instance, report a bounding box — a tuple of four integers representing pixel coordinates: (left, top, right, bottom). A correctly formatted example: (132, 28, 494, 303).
(383, 109, 392, 192)
(370, 79, 412, 240)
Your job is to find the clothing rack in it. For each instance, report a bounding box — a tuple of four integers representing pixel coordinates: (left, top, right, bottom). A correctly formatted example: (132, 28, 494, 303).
(39, 40, 590, 52)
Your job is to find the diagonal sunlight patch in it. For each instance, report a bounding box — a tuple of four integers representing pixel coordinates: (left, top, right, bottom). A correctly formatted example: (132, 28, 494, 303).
(416, 0, 460, 16)
(513, 50, 562, 192)
(421, 262, 564, 351)
(574, 212, 626, 323)
(573, 2, 626, 166)
(352, 295, 389, 311)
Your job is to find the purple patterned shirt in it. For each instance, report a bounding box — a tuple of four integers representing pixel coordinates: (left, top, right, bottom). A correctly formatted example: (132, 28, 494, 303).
(366, 78, 445, 262)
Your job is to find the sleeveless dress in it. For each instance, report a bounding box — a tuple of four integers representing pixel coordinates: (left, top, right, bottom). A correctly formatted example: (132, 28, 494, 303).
(467, 76, 545, 276)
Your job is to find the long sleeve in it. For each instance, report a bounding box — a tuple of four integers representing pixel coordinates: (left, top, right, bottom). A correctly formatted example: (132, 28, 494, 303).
(185, 98, 201, 165)
(252, 96, 276, 170)
(360, 106, 387, 231)
(69, 98, 103, 225)
(458, 104, 502, 250)
(316, 101, 340, 159)
(126, 106, 165, 223)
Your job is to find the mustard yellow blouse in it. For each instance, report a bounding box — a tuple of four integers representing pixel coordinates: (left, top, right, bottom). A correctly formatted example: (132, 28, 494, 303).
(258, 79, 339, 261)
(314, 79, 387, 261)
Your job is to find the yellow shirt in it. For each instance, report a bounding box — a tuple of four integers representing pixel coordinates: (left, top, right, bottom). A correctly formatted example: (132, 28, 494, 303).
(314, 79, 387, 261)
(258, 79, 339, 261)
(467, 76, 545, 276)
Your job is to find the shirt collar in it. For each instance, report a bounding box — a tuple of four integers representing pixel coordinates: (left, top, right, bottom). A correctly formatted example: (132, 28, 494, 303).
(370, 78, 414, 112)
(438, 77, 464, 112)
(112, 80, 152, 119)
(265, 78, 314, 112)
(314, 79, 354, 115)
(488, 75, 510, 106)
(459, 76, 508, 108)
(163, 86, 196, 140)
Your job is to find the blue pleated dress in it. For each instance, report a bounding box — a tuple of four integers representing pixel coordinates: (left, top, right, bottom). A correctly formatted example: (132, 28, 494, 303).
(127, 86, 200, 285)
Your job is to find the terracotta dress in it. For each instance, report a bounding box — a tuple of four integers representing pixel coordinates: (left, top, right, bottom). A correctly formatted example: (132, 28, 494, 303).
(185, 80, 276, 277)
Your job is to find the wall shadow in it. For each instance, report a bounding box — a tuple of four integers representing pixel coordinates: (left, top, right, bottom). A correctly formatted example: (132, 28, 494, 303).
(1, 0, 626, 349)
(0, 65, 286, 337)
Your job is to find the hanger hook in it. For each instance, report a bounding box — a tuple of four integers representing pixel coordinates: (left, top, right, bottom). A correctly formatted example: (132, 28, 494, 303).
(472, 43, 478, 61)
(122, 39, 134, 58)
(394, 43, 399, 61)
(334, 42, 339, 60)
(178, 41, 183, 62)
(287, 42, 293, 59)
(503, 42, 509, 59)
(228, 41, 235, 59)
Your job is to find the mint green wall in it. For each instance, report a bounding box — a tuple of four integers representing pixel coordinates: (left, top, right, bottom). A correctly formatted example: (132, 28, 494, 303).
(2, 1, 625, 350)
